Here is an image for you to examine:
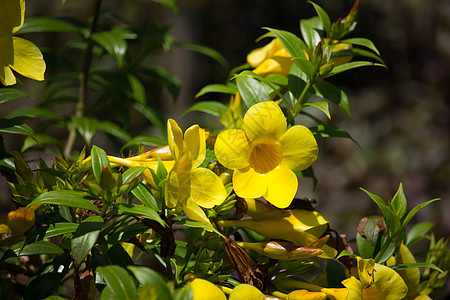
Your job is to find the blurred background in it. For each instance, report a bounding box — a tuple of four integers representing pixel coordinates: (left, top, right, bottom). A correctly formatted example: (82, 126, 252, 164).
(1, 0, 449, 262)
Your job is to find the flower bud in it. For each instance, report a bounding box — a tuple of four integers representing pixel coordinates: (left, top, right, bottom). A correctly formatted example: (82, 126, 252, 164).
(190, 278, 226, 300)
(7, 207, 35, 234)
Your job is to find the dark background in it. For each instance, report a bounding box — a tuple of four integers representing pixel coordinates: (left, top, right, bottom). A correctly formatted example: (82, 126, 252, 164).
(1, 0, 449, 279)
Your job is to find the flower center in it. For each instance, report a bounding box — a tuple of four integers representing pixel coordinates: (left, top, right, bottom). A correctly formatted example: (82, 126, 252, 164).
(249, 141, 282, 174)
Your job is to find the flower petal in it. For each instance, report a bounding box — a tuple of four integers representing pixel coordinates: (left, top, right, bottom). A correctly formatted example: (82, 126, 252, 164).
(10, 37, 46, 81)
(167, 119, 183, 163)
(229, 284, 265, 300)
(0, 64, 16, 86)
(184, 124, 206, 169)
(280, 125, 318, 171)
(215, 129, 250, 170)
(0, 0, 24, 35)
(263, 165, 297, 208)
(243, 101, 287, 142)
(321, 287, 349, 300)
(165, 169, 180, 208)
(363, 263, 408, 300)
(341, 277, 363, 300)
(253, 57, 292, 77)
(189, 168, 226, 208)
(247, 39, 275, 67)
(356, 257, 375, 289)
(233, 166, 267, 198)
(183, 201, 211, 225)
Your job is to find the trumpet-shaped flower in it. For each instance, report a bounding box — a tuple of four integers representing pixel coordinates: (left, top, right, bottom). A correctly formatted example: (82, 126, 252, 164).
(0, 0, 46, 85)
(165, 119, 226, 224)
(321, 257, 408, 300)
(215, 101, 318, 208)
(247, 38, 292, 77)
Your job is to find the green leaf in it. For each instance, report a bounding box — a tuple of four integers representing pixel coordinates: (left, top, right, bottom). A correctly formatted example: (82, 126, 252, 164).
(128, 74, 146, 104)
(309, 124, 357, 144)
(390, 262, 444, 273)
(341, 37, 381, 55)
(122, 166, 146, 183)
(0, 88, 32, 104)
(0, 118, 35, 138)
(120, 135, 167, 153)
(300, 17, 324, 48)
(92, 31, 128, 68)
(236, 75, 271, 108)
(325, 61, 386, 77)
(7, 107, 60, 119)
(72, 117, 99, 146)
(71, 216, 103, 266)
(292, 57, 316, 79)
(195, 83, 237, 98)
(360, 188, 400, 233)
(127, 266, 173, 300)
(376, 238, 396, 264)
(97, 265, 138, 300)
(304, 101, 330, 119)
(91, 145, 111, 184)
(181, 101, 227, 118)
(19, 17, 88, 35)
(107, 244, 134, 267)
(141, 66, 181, 101)
(98, 121, 132, 141)
(152, 0, 179, 14)
(22, 134, 63, 153)
(117, 203, 165, 227)
(175, 42, 227, 67)
(326, 259, 346, 288)
(406, 222, 434, 247)
(175, 219, 222, 237)
(26, 223, 79, 244)
(132, 102, 165, 133)
(263, 27, 308, 59)
(29, 190, 99, 212)
(131, 183, 159, 211)
(401, 198, 440, 229)
(390, 183, 407, 219)
(313, 81, 351, 116)
(356, 233, 375, 259)
(14, 240, 64, 256)
(174, 284, 193, 300)
(309, 1, 331, 35)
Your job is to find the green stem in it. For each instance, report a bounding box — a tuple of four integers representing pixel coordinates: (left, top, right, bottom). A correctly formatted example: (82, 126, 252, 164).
(64, 0, 103, 158)
(291, 79, 313, 116)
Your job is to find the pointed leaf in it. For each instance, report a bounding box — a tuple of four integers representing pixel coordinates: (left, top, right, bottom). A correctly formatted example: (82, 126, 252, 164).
(97, 265, 137, 300)
(402, 199, 440, 229)
(14, 240, 64, 256)
(175, 42, 227, 67)
(91, 145, 110, 184)
(98, 121, 132, 142)
(127, 266, 173, 300)
(300, 17, 323, 48)
(341, 37, 381, 55)
(236, 75, 271, 108)
(292, 57, 315, 79)
(390, 183, 407, 219)
(195, 84, 237, 98)
(314, 81, 351, 116)
(304, 101, 330, 119)
(406, 222, 433, 247)
(29, 190, 99, 212)
(19, 17, 89, 35)
(0, 118, 35, 138)
(72, 117, 99, 145)
(325, 61, 385, 77)
(309, 124, 358, 144)
(309, 1, 331, 35)
(132, 102, 165, 132)
(131, 183, 159, 211)
(263, 27, 308, 59)
(181, 101, 227, 118)
(71, 216, 103, 265)
(0, 88, 32, 104)
(117, 203, 165, 227)
(92, 31, 128, 67)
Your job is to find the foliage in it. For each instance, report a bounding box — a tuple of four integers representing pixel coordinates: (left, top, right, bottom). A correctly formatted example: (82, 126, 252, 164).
(0, 0, 448, 299)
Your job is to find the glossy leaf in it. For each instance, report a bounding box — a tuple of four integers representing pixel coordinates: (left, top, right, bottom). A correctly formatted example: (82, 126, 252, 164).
(181, 101, 227, 117)
(390, 183, 407, 219)
(14, 240, 64, 256)
(7, 107, 60, 119)
(341, 37, 381, 55)
(71, 216, 103, 266)
(122, 166, 146, 183)
(309, 124, 357, 144)
(356, 233, 375, 259)
(127, 266, 173, 300)
(97, 265, 138, 300)
(175, 41, 227, 67)
(292, 57, 316, 79)
(26, 223, 79, 244)
(22, 134, 63, 153)
(128, 74, 146, 104)
(402, 198, 440, 229)
(263, 27, 308, 59)
(195, 83, 237, 98)
(236, 75, 270, 108)
(19, 17, 88, 35)
(117, 203, 165, 227)
(92, 31, 127, 67)
(325, 61, 385, 77)
(0, 118, 35, 138)
(300, 17, 323, 48)
(91, 145, 110, 184)
(72, 117, 99, 146)
(309, 1, 331, 35)
(29, 190, 99, 212)
(304, 101, 331, 119)
(175, 219, 222, 237)
(406, 222, 433, 247)
(0, 88, 32, 104)
(313, 81, 351, 116)
(132, 183, 159, 210)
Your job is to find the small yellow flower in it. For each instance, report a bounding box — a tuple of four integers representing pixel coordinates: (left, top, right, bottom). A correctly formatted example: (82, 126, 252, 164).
(0, 0, 46, 85)
(247, 38, 292, 77)
(190, 278, 227, 300)
(229, 284, 265, 300)
(215, 101, 318, 208)
(165, 119, 227, 224)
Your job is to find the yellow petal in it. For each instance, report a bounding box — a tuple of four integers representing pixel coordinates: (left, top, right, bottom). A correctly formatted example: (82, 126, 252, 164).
(263, 165, 298, 208)
(287, 289, 327, 300)
(268, 38, 291, 58)
(280, 125, 318, 171)
(233, 166, 267, 198)
(10, 37, 46, 81)
(165, 169, 180, 208)
(247, 39, 275, 67)
(356, 257, 375, 289)
(0, 0, 24, 35)
(189, 167, 226, 208)
(183, 201, 211, 225)
(363, 263, 408, 300)
(184, 124, 206, 169)
(0, 64, 16, 86)
(167, 119, 183, 163)
(243, 101, 287, 142)
(229, 284, 265, 300)
(321, 287, 349, 300)
(191, 278, 226, 300)
(342, 276, 363, 300)
(252, 56, 292, 77)
(215, 129, 250, 170)
(396, 243, 420, 299)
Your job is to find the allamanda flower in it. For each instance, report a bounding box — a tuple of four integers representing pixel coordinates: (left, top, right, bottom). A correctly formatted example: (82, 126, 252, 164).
(215, 101, 318, 208)
(247, 38, 292, 77)
(165, 119, 226, 224)
(0, 0, 46, 85)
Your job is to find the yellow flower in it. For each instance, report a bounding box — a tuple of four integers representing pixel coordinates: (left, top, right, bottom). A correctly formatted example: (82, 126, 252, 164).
(165, 119, 226, 224)
(247, 38, 292, 77)
(215, 101, 318, 208)
(0, 0, 46, 85)
(321, 257, 408, 300)
(229, 284, 265, 300)
(190, 278, 227, 300)
(287, 289, 328, 300)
